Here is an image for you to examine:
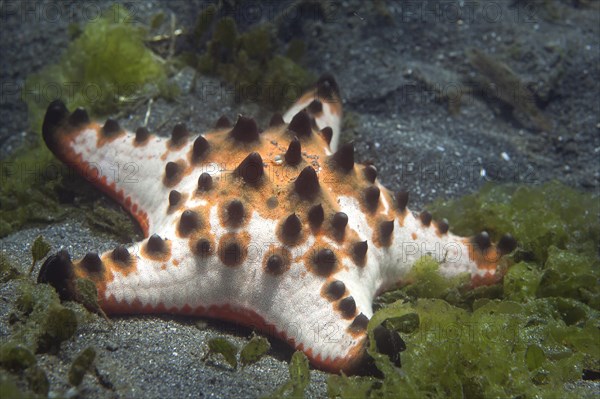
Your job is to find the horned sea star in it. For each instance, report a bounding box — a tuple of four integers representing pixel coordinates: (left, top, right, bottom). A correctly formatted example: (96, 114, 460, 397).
(38, 75, 516, 373)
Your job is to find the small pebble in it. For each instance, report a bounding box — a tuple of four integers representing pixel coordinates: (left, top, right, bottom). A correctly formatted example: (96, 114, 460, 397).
(106, 341, 119, 351)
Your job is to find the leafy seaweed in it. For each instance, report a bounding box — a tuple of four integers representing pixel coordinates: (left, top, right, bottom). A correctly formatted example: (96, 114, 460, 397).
(0, 344, 37, 372)
(1, 4, 174, 239)
(329, 298, 599, 398)
(240, 335, 270, 366)
(333, 181, 599, 397)
(9, 281, 78, 353)
(68, 347, 96, 386)
(193, 10, 314, 109)
(204, 337, 238, 369)
(429, 181, 599, 265)
(263, 351, 310, 398)
(0, 253, 21, 283)
(24, 4, 169, 133)
(25, 365, 49, 396)
(28, 236, 50, 275)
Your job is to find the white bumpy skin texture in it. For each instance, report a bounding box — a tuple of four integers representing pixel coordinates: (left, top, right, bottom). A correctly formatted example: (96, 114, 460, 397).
(39, 74, 516, 373)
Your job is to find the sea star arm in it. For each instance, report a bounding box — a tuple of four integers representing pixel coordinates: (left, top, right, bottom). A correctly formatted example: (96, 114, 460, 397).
(42, 101, 205, 236)
(282, 74, 342, 151)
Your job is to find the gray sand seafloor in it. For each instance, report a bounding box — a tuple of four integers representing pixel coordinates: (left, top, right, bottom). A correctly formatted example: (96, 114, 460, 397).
(1, 0, 599, 398)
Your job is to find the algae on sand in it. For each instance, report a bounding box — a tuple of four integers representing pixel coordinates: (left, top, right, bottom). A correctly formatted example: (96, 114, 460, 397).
(0, 278, 84, 396)
(24, 4, 170, 134)
(331, 181, 599, 398)
(1, 4, 172, 239)
(193, 9, 315, 110)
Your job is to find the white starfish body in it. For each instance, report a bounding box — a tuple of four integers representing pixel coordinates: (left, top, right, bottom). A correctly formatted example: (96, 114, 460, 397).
(40, 75, 514, 373)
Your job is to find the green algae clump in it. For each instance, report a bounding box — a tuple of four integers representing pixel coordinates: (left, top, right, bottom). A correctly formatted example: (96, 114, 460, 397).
(2, 4, 172, 238)
(204, 337, 238, 369)
(0, 344, 37, 372)
(329, 181, 599, 397)
(10, 282, 78, 354)
(240, 335, 270, 367)
(194, 14, 314, 109)
(264, 351, 310, 399)
(68, 347, 96, 386)
(24, 4, 169, 133)
(429, 181, 600, 309)
(400, 255, 470, 300)
(328, 298, 599, 398)
(429, 181, 599, 265)
(0, 278, 81, 397)
(0, 254, 21, 283)
(0, 154, 66, 239)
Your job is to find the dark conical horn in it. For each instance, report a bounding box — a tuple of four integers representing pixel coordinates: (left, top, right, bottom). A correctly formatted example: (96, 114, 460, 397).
(102, 119, 121, 137)
(363, 165, 377, 183)
(437, 218, 449, 234)
(364, 186, 380, 210)
(192, 135, 210, 162)
(147, 234, 166, 253)
(37, 249, 76, 301)
(230, 115, 259, 142)
(285, 137, 302, 166)
(215, 115, 231, 129)
(269, 113, 285, 127)
(320, 127, 333, 144)
(168, 190, 182, 207)
(313, 248, 336, 275)
(332, 142, 354, 172)
(111, 246, 130, 263)
(171, 123, 189, 144)
(353, 241, 368, 261)
(197, 172, 213, 191)
(165, 162, 180, 180)
(308, 204, 324, 227)
(42, 100, 69, 145)
(419, 211, 432, 226)
(282, 213, 302, 239)
(235, 152, 264, 185)
(266, 254, 285, 274)
(396, 190, 409, 212)
(473, 231, 491, 250)
(135, 127, 149, 143)
(349, 313, 369, 332)
(68, 107, 90, 126)
(497, 234, 517, 255)
(81, 252, 103, 273)
(288, 110, 312, 137)
(316, 73, 340, 100)
(307, 99, 323, 114)
(339, 296, 356, 317)
(179, 210, 200, 235)
(226, 200, 245, 225)
(380, 220, 394, 242)
(294, 166, 319, 198)
(373, 324, 405, 368)
(326, 280, 345, 300)
(331, 212, 348, 232)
